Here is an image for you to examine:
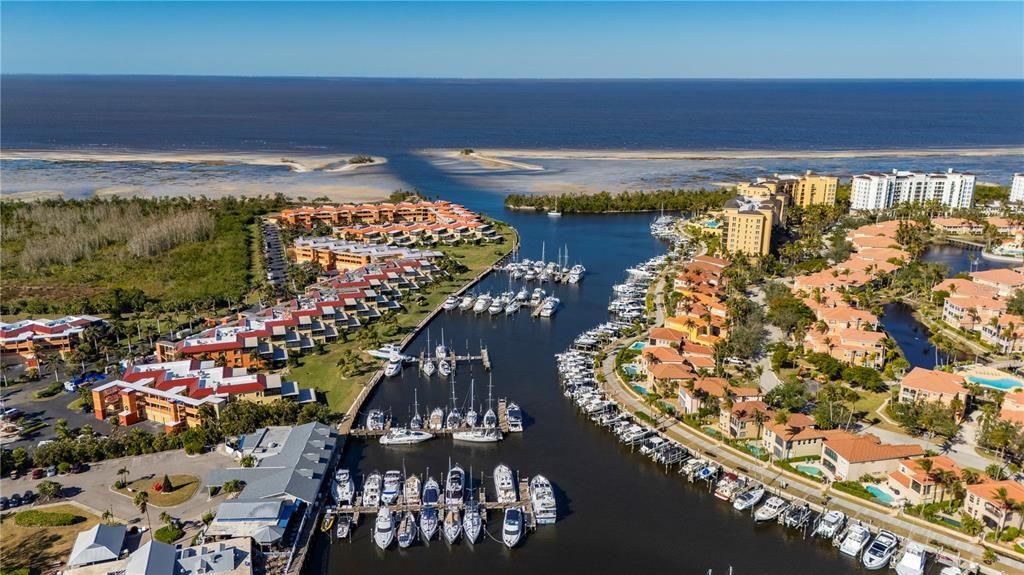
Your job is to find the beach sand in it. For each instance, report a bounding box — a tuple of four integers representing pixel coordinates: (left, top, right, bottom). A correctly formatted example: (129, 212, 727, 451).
(1, 150, 387, 173)
(446, 150, 544, 171)
(443, 146, 1024, 162)
(0, 190, 65, 202)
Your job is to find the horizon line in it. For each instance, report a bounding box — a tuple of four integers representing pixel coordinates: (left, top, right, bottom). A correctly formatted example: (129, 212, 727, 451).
(2, 73, 1023, 82)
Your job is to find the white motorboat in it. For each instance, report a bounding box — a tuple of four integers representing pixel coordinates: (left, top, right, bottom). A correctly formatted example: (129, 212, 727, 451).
(397, 510, 417, 548)
(404, 474, 421, 505)
(895, 542, 927, 575)
(473, 294, 491, 314)
(506, 401, 523, 432)
(529, 475, 557, 525)
(382, 470, 402, 505)
(452, 428, 503, 443)
(421, 358, 436, 377)
(505, 300, 520, 315)
(332, 468, 354, 504)
(374, 506, 395, 550)
(459, 295, 475, 311)
(420, 476, 440, 541)
(366, 409, 386, 431)
(379, 427, 434, 446)
(366, 343, 402, 360)
(384, 361, 402, 378)
(862, 530, 899, 570)
(445, 464, 465, 506)
(462, 503, 483, 544)
(488, 297, 504, 315)
(530, 288, 544, 305)
(814, 510, 846, 539)
(428, 407, 445, 431)
(539, 296, 560, 317)
(336, 513, 351, 539)
(442, 295, 459, 311)
(443, 508, 462, 544)
(363, 471, 382, 507)
(753, 496, 789, 522)
(502, 507, 523, 548)
(838, 524, 872, 557)
(494, 464, 518, 503)
(515, 287, 529, 301)
(732, 484, 764, 511)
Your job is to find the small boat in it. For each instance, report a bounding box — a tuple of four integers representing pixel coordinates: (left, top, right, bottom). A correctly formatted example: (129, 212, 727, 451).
(862, 530, 899, 570)
(894, 542, 927, 575)
(420, 476, 440, 541)
(363, 471, 383, 507)
(463, 502, 483, 544)
(529, 475, 557, 525)
(438, 359, 452, 377)
(374, 506, 395, 550)
(384, 361, 402, 378)
(445, 464, 465, 506)
(753, 496, 789, 523)
(428, 407, 445, 430)
(443, 508, 462, 544)
(530, 288, 544, 305)
(332, 468, 354, 504)
(732, 484, 764, 511)
(421, 358, 436, 377)
(502, 507, 523, 548)
(452, 428, 503, 443)
(482, 406, 498, 428)
(465, 379, 478, 427)
(379, 427, 434, 446)
(442, 295, 459, 311)
(713, 474, 741, 501)
(382, 470, 403, 505)
(336, 513, 352, 539)
(782, 503, 812, 528)
(838, 524, 872, 557)
(404, 474, 422, 505)
(515, 287, 529, 301)
(814, 510, 846, 539)
(397, 510, 418, 548)
(445, 408, 463, 430)
(321, 507, 336, 532)
(506, 401, 523, 432)
(366, 409, 386, 431)
(493, 464, 518, 503)
(547, 210, 562, 218)
(505, 300, 521, 315)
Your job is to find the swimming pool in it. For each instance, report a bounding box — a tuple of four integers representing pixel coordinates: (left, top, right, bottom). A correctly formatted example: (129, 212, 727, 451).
(967, 374, 1024, 391)
(865, 485, 895, 505)
(632, 385, 647, 394)
(622, 364, 640, 376)
(629, 341, 647, 351)
(795, 464, 822, 477)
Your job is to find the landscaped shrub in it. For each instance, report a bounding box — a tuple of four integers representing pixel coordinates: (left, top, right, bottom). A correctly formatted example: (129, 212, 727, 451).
(153, 524, 185, 544)
(14, 509, 78, 527)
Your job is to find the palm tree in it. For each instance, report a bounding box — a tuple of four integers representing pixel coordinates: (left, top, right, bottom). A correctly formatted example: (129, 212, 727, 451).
(993, 487, 1016, 536)
(134, 491, 152, 532)
(117, 466, 129, 487)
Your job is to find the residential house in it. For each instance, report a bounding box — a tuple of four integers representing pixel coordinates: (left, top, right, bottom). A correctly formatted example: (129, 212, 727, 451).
(886, 456, 963, 506)
(677, 378, 761, 415)
(718, 400, 772, 440)
(820, 434, 924, 481)
(897, 367, 970, 419)
(761, 414, 853, 460)
(964, 480, 1024, 530)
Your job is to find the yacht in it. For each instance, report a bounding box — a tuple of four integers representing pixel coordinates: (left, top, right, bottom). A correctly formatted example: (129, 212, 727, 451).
(894, 542, 927, 575)
(363, 471, 383, 507)
(442, 295, 459, 311)
(397, 510, 418, 548)
(381, 470, 403, 505)
(502, 508, 524, 548)
(530, 288, 544, 305)
(753, 496, 789, 523)
(505, 300, 521, 315)
(493, 464, 518, 503)
(838, 524, 872, 557)
(379, 427, 434, 446)
(506, 401, 523, 432)
(409, 391, 424, 430)
(488, 296, 505, 315)
(713, 474, 741, 501)
(782, 504, 813, 528)
(332, 468, 354, 504)
(731, 484, 764, 511)
(529, 475, 557, 525)
(862, 530, 900, 570)
(539, 297, 560, 317)
(452, 427, 503, 443)
(404, 474, 421, 505)
(384, 360, 402, 378)
(428, 407, 445, 431)
(420, 476, 440, 541)
(443, 509, 462, 544)
(515, 287, 529, 301)
(463, 502, 483, 544)
(459, 295, 475, 311)
(445, 464, 465, 506)
(814, 510, 846, 539)
(366, 343, 402, 360)
(473, 293, 492, 314)
(366, 409, 386, 431)
(374, 506, 395, 550)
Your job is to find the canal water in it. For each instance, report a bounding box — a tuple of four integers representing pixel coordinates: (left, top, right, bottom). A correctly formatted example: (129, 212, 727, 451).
(313, 176, 883, 575)
(880, 245, 1015, 370)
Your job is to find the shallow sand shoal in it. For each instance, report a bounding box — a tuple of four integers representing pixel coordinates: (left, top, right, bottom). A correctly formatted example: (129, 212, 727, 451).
(1, 149, 387, 173)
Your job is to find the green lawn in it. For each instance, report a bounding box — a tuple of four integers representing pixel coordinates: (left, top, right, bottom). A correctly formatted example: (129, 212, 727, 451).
(114, 474, 200, 508)
(288, 224, 516, 413)
(852, 389, 889, 419)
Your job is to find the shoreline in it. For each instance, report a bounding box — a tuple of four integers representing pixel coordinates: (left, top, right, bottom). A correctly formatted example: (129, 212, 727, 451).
(427, 146, 1024, 162)
(1, 149, 387, 173)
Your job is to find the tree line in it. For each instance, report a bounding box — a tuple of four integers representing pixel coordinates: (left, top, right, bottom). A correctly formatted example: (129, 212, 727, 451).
(504, 188, 735, 214)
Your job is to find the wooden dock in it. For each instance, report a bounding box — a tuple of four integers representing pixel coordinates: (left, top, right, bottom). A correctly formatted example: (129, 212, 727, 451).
(348, 422, 512, 438)
(497, 399, 509, 433)
(518, 477, 538, 530)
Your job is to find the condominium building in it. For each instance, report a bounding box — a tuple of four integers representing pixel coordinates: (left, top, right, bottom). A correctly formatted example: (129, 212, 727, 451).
(792, 172, 839, 207)
(721, 196, 779, 256)
(292, 237, 441, 272)
(1009, 173, 1024, 204)
(850, 169, 975, 211)
(280, 200, 479, 228)
(0, 315, 106, 368)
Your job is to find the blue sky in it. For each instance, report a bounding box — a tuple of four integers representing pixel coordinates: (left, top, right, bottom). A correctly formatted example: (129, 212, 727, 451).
(2, 2, 1022, 78)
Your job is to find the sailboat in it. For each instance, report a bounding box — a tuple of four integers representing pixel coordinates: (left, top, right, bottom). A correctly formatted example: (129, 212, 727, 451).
(397, 510, 418, 548)
(465, 379, 479, 427)
(420, 473, 440, 541)
(547, 200, 562, 217)
(444, 379, 462, 429)
(409, 390, 424, 430)
(462, 467, 483, 544)
(443, 508, 462, 544)
(435, 328, 449, 359)
(421, 331, 435, 377)
(483, 376, 498, 428)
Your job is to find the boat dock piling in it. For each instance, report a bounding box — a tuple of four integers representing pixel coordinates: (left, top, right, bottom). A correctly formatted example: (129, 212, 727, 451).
(497, 399, 509, 432)
(481, 346, 492, 371)
(518, 476, 538, 531)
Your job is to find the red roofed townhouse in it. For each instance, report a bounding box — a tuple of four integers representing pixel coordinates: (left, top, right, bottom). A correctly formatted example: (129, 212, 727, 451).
(970, 268, 1024, 297)
(761, 414, 853, 460)
(942, 294, 1007, 332)
(820, 434, 924, 481)
(886, 456, 963, 506)
(1000, 390, 1024, 425)
(964, 480, 1024, 530)
(981, 314, 1024, 354)
(932, 217, 982, 235)
(0, 315, 106, 368)
(718, 400, 773, 439)
(677, 378, 761, 415)
(648, 327, 685, 348)
(897, 368, 970, 419)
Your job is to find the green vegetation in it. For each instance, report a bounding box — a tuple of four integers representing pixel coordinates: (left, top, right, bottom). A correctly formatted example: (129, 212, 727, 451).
(14, 509, 80, 527)
(348, 155, 375, 165)
(0, 503, 101, 574)
(504, 188, 734, 214)
(114, 474, 200, 508)
(974, 184, 1010, 205)
(154, 524, 186, 544)
(887, 398, 960, 443)
(32, 381, 63, 399)
(1, 195, 289, 314)
(832, 480, 877, 501)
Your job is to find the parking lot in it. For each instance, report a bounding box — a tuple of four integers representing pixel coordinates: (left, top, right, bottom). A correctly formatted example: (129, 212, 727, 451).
(1, 377, 116, 449)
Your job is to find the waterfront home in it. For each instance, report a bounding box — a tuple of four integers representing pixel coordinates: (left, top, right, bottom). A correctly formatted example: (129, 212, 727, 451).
(0, 314, 106, 369)
(849, 234, 902, 250)
(761, 413, 852, 460)
(964, 480, 1024, 530)
(982, 314, 1024, 354)
(999, 390, 1024, 425)
(932, 217, 983, 235)
(63, 538, 255, 575)
(280, 200, 480, 228)
(897, 368, 970, 419)
(646, 363, 697, 394)
(803, 327, 887, 369)
(885, 456, 963, 506)
(648, 327, 686, 348)
(845, 220, 904, 242)
(820, 434, 924, 481)
(969, 268, 1024, 297)
(718, 400, 772, 440)
(849, 169, 975, 212)
(293, 236, 442, 271)
(677, 378, 761, 415)
(985, 216, 1024, 235)
(934, 278, 1000, 300)
(941, 294, 1008, 332)
(206, 423, 339, 547)
(815, 305, 880, 332)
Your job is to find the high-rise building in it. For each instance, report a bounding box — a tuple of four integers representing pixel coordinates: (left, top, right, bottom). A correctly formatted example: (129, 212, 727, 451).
(721, 196, 779, 256)
(1010, 173, 1024, 204)
(850, 169, 975, 211)
(793, 171, 839, 207)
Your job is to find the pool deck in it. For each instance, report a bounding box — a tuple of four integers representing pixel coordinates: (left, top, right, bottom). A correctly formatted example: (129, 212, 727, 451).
(959, 366, 1024, 391)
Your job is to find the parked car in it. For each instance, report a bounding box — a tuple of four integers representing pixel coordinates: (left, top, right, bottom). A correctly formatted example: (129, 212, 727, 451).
(9, 493, 22, 507)
(0, 497, 9, 510)
(9, 470, 20, 480)
(69, 462, 84, 474)
(22, 490, 35, 504)
(2, 408, 22, 420)
(31, 468, 45, 480)
(45, 466, 57, 477)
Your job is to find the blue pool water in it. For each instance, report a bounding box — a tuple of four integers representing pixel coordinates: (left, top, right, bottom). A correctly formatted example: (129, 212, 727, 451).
(795, 464, 822, 477)
(704, 221, 721, 229)
(629, 341, 647, 351)
(866, 485, 895, 505)
(632, 385, 647, 394)
(622, 365, 640, 376)
(967, 375, 1024, 391)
